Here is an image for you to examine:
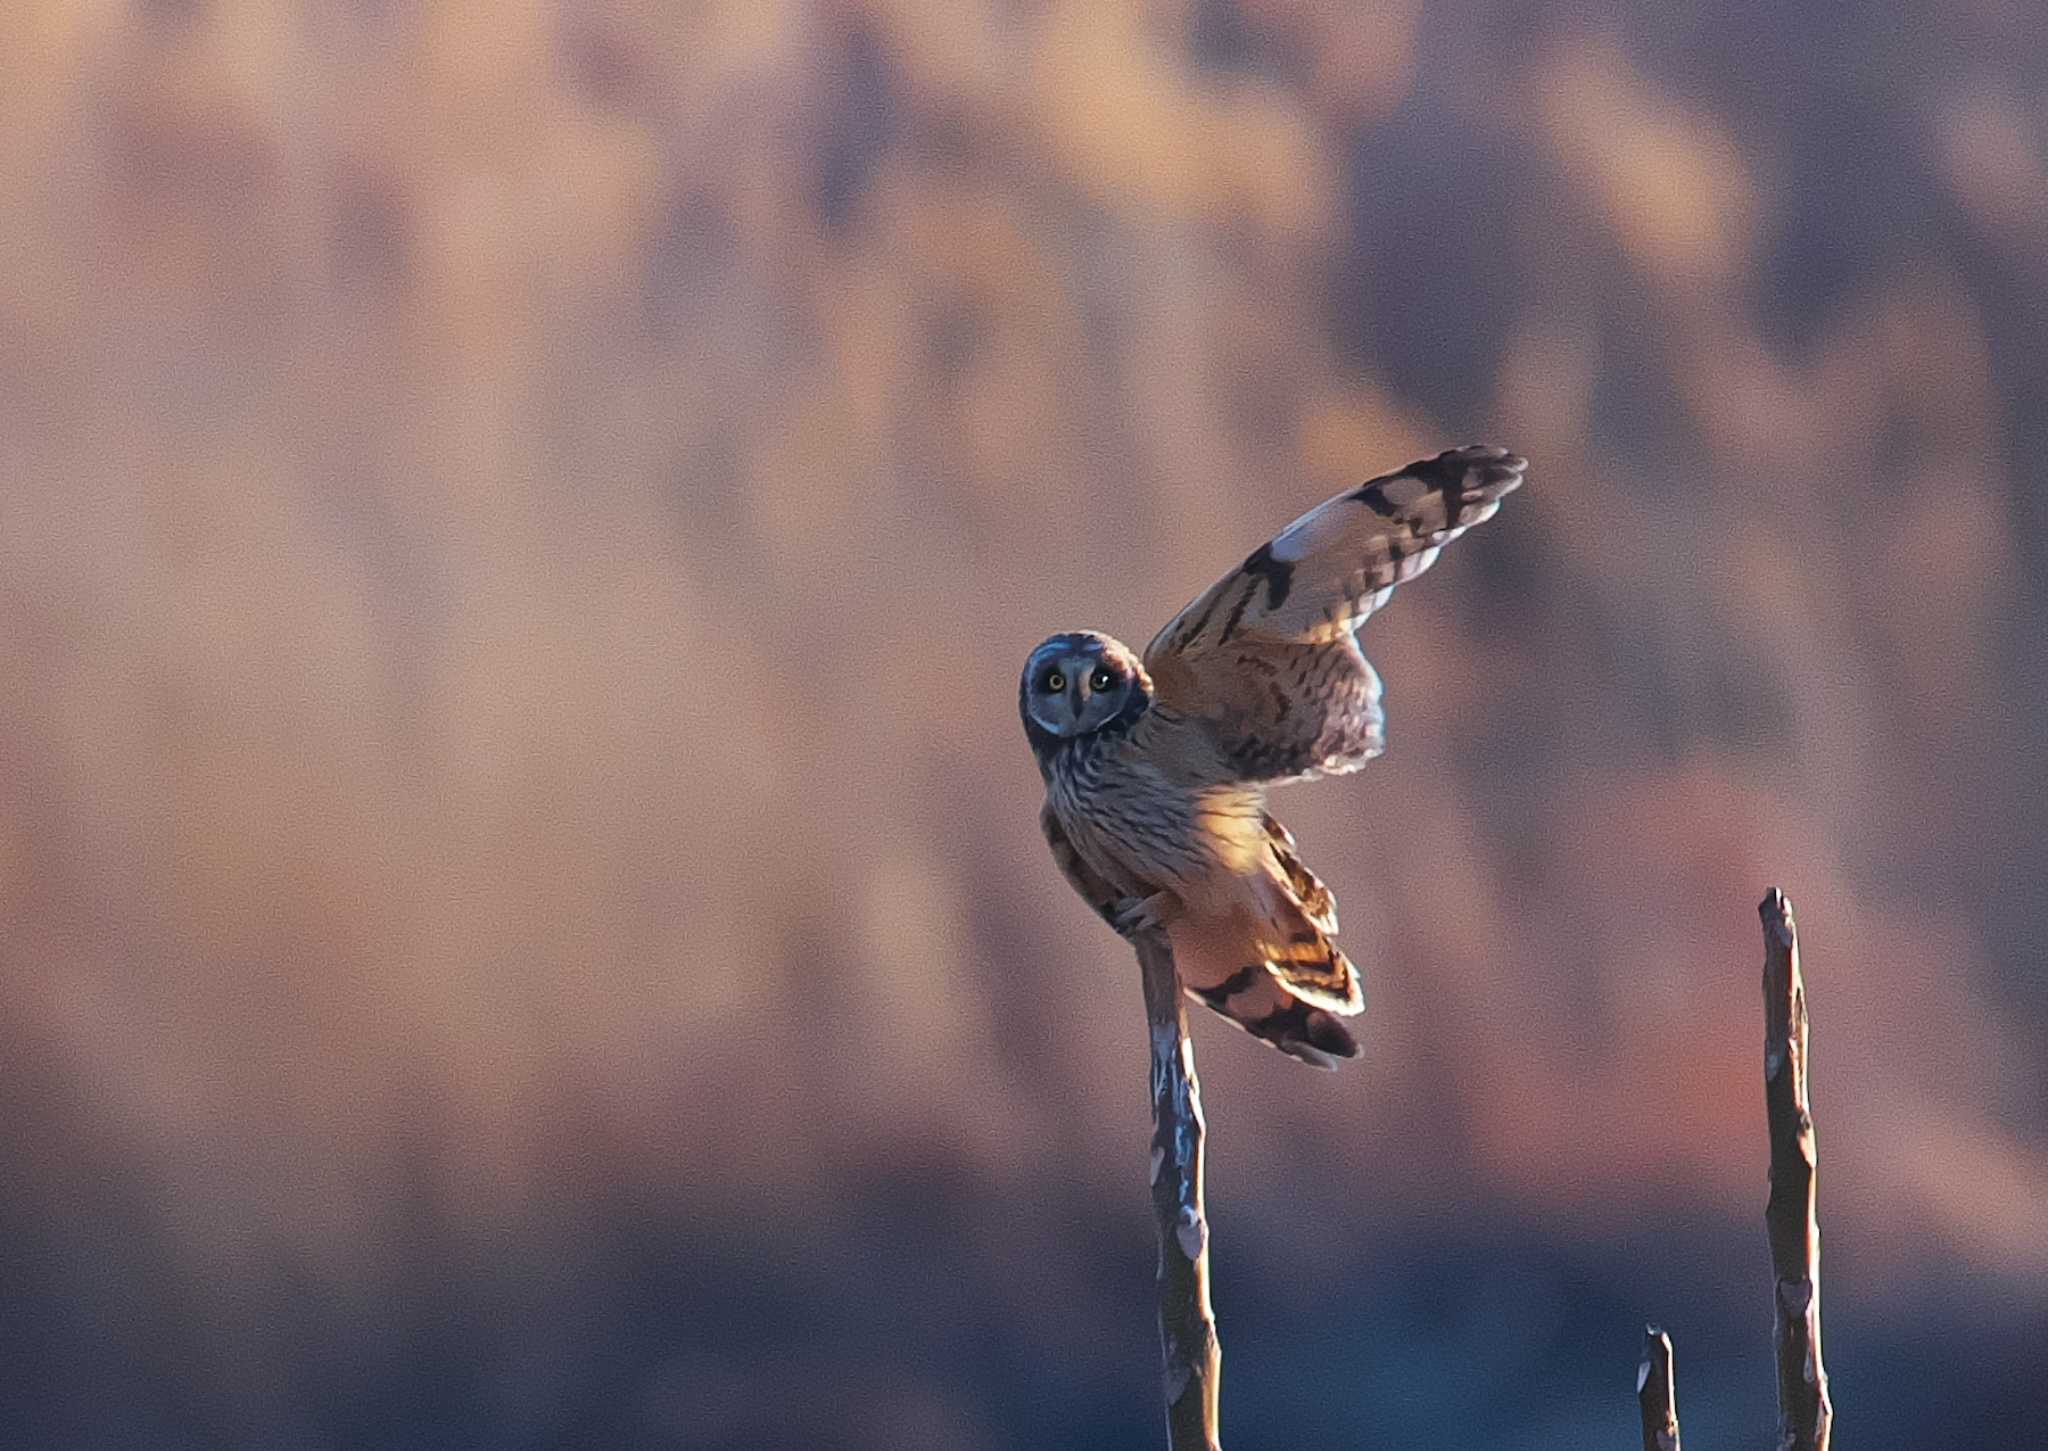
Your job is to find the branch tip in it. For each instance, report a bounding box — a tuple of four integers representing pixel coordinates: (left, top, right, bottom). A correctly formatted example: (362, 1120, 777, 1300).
(1637, 1324, 1681, 1451)
(1760, 887, 1797, 946)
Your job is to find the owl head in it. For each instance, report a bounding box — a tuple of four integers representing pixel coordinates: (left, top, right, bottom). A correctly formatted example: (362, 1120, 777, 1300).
(1019, 631, 1153, 760)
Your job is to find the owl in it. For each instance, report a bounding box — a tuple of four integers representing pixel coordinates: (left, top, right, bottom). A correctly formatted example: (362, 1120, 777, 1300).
(1020, 446, 1525, 1067)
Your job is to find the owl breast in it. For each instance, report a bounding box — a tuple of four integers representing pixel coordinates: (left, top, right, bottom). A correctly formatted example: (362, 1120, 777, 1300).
(1045, 733, 1253, 896)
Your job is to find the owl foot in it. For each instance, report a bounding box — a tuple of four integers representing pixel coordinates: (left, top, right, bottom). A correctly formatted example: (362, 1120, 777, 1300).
(1112, 891, 1178, 940)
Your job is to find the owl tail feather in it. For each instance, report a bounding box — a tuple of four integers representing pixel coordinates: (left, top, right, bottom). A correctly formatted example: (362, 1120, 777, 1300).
(1164, 831, 1365, 1067)
(1185, 963, 1360, 1070)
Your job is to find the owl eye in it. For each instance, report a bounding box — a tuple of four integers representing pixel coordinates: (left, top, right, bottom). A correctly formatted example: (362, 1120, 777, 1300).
(1090, 667, 1116, 692)
(1043, 670, 1066, 693)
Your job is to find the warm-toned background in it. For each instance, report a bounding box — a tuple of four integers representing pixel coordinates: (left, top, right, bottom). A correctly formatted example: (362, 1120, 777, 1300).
(3, 3, 2044, 1447)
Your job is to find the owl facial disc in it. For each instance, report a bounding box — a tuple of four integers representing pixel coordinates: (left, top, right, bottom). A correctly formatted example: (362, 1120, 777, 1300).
(1018, 632, 1151, 750)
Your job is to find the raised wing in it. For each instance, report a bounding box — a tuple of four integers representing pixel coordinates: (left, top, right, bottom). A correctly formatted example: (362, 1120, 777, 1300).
(1143, 446, 1524, 784)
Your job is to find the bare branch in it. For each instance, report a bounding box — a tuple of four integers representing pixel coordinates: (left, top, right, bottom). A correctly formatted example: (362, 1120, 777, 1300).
(1760, 888, 1833, 1451)
(1134, 928, 1223, 1450)
(1637, 1325, 1682, 1451)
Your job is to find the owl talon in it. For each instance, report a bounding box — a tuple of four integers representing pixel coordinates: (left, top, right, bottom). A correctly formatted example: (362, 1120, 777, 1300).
(1112, 891, 1177, 939)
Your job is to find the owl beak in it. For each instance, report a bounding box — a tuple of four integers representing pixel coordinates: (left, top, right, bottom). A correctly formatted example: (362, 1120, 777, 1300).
(1066, 684, 1086, 725)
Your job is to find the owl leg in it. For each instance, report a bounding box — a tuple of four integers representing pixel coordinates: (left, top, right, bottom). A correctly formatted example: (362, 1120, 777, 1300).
(1112, 890, 1180, 939)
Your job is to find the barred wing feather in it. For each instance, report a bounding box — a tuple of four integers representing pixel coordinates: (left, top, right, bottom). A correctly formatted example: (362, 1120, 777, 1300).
(1142, 446, 1525, 785)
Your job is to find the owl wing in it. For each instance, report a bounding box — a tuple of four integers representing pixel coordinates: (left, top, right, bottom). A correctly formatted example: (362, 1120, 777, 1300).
(1142, 446, 1524, 785)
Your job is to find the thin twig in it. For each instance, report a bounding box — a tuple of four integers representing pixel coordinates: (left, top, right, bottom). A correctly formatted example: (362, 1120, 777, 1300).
(1637, 1325, 1682, 1451)
(1760, 889, 1832, 1451)
(1134, 928, 1222, 1450)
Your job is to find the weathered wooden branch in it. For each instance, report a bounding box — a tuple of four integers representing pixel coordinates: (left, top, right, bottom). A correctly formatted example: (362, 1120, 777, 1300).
(1637, 891, 1836, 1448)
(1761, 888, 1832, 1451)
(1637, 1325, 1682, 1451)
(1123, 887, 1838, 1451)
(1134, 928, 1222, 1450)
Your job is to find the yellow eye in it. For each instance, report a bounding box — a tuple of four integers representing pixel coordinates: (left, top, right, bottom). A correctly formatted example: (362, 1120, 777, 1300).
(1090, 667, 1115, 692)
(1044, 671, 1066, 692)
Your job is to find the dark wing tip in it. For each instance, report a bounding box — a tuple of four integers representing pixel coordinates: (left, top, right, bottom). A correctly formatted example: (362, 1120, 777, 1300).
(1429, 444, 1527, 498)
(1350, 445, 1527, 518)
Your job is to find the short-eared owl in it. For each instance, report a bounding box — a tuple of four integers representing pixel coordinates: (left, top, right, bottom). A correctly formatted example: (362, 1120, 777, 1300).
(1020, 447, 1525, 1067)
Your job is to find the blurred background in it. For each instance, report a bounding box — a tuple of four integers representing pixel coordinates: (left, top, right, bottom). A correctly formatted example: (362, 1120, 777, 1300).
(2, 2, 2045, 1447)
